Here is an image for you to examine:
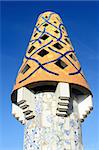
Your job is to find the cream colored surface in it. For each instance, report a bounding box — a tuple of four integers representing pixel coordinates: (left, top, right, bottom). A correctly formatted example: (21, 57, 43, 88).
(78, 95, 93, 121)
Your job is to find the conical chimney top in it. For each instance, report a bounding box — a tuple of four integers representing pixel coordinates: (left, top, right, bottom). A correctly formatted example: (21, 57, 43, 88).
(11, 11, 92, 102)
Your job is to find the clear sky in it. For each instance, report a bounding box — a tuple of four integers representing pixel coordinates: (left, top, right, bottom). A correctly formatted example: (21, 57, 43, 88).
(0, 1, 99, 150)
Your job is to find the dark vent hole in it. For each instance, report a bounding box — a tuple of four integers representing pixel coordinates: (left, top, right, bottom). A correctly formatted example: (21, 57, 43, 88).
(53, 42, 63, 50)
(28, 46, 35, 53)
(55, 30, 59, 33)
(43, 23, 48, 27)
(54, 21, 57, 24)
(41, 34, 49, 40)
(34, 33, 38, 37)
(55, 59, 67, 69)
(21, 64, 30, 74)
(38, 49, 49, 57)
(62, 27, 65, 30)
(69, 54, 76, 61)
(65, 38, 70, 44)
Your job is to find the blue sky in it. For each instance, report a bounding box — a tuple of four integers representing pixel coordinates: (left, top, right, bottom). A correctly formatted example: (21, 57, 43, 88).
(0, 1, 99, 150)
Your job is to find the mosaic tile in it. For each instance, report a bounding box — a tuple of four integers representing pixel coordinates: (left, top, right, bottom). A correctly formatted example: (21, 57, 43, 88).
(24, 93, 83, 150)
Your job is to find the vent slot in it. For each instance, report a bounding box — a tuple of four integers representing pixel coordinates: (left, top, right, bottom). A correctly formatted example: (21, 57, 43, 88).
(53, 42, 63, 50)
(38, 49, 49, 57)
(69, 54, 76, 61)
(65, 38, 70, 44)
(28, 46, 35, 53)
(54, 21, 57, 24)
(54, 30, 59, 33)
(34, 33, 38, 37)
(55, 59, 67, 69)
(43, 23, 48, 27)
(41, 34, 49, 40)
(21, 64, 30, 74)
